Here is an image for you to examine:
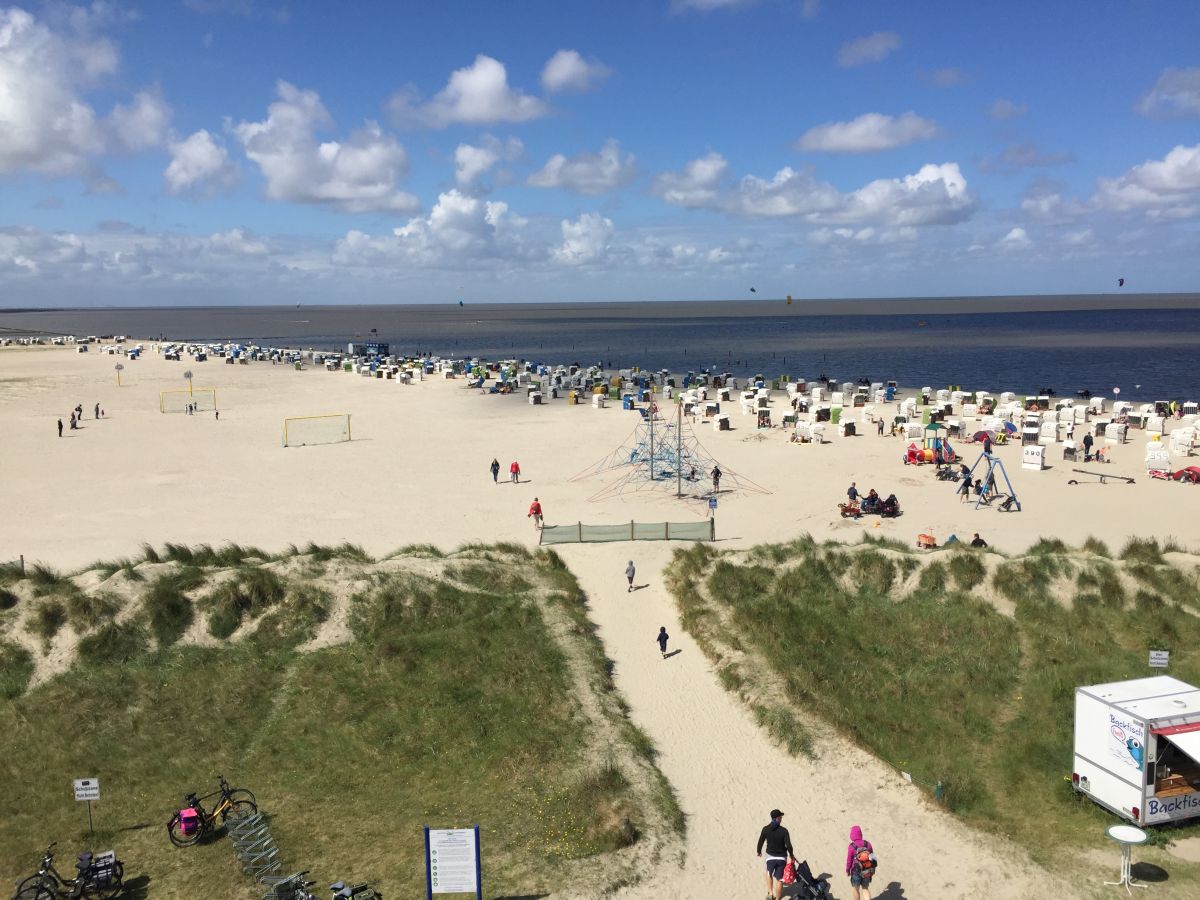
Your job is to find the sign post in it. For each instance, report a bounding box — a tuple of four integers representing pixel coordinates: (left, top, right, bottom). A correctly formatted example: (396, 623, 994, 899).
(424, 825, 482, 899)
(73, 778, 100, 834)
(1149, 650, 1170, 669)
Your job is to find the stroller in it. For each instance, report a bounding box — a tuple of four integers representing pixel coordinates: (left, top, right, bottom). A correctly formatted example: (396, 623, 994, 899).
(786, 859, 832, 899)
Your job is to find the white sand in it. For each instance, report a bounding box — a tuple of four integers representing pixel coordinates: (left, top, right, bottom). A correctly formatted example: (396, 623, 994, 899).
(3, 345, 1196, 898)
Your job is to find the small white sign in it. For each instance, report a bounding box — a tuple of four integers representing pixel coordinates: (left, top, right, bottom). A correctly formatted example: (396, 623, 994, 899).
(708, 498, 718, 510)
(901, 771, 913, 783)
(73, 778, 100, 801)
(428, 828, 478, 894)
(1149, 650, 1170, 668)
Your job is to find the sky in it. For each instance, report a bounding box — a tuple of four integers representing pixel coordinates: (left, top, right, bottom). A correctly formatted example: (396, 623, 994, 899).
(1, 0, 1199, 306)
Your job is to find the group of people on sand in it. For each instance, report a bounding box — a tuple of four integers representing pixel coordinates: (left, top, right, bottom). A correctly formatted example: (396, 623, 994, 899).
(842, 481, 899, 518)
(757, 810, 879, 900)
(58, 402, 103, 436)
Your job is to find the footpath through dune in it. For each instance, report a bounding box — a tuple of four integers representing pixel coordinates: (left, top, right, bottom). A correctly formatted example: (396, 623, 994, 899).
(559, 542, 1079, 900)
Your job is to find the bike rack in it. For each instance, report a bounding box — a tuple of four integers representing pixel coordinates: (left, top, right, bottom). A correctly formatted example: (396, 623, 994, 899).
(226, 808, 282, 883)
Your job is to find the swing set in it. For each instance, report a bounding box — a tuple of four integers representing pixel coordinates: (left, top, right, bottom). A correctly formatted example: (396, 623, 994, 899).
(965, 451, 1022, 512)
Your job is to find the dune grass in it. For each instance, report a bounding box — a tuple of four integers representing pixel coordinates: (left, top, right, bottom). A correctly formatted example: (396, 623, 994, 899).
(0, 546, 673, 899)
(667, 538, 1200, 868)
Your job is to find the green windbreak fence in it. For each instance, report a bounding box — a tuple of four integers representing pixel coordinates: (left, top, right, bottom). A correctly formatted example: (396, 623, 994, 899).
(539, 520, 715, 545)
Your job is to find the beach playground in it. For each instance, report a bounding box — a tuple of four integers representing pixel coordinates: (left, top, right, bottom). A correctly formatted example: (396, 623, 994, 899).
(2, 342, 1199, 899)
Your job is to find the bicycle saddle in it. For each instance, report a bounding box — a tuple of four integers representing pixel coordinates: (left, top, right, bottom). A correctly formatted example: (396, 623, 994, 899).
(76, 852, 93, 871)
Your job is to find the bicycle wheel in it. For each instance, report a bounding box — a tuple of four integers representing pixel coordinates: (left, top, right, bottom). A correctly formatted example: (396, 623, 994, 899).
(221, 798, 258, 825)
(228, 787, 257, 808)
(167, 811, 205, 847)
(13, 879, 55, 900)
(84, 861, 123, 900)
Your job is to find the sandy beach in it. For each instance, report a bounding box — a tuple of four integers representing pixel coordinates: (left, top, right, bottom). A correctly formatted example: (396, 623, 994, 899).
(2, 343, 1198, 898)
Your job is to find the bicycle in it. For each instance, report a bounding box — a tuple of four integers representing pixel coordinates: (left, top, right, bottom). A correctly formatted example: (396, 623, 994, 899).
(331, 881, 381, 899)
(260, 871, 316, 900)
(12, 842, 123, 900)
(166, 774, 257, 846)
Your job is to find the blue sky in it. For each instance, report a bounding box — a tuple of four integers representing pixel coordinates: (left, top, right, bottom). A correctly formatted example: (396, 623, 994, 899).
(2, 0, 1199, 305)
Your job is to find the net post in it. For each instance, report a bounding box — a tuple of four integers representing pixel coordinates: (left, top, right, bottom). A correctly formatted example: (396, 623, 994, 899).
(630, 520, 635, 541)
(578, 521, 582, 542)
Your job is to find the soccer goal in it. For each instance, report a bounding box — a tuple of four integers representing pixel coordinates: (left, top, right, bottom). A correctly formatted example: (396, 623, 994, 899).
(160, 388, 218, 413)
(283, 414, 352, 447)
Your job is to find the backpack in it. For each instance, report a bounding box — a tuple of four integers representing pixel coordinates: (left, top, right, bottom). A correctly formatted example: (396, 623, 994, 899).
(852, 842, 877, 876)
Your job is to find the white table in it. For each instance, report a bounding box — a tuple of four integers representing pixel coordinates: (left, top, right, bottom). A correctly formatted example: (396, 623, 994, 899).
(1104, 824, 1149, 893)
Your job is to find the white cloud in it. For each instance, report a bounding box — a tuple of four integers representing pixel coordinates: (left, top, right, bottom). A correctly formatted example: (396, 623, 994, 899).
(453, 135, 522, 188)
(650, 152, 729, 208)
(987, 98, 1028, 120)
(801, 0, 821, 20)
(0, 7, 109, 174)
(333, 190, 532, 267)
(388, 55, 546, 128)
(658, 154, 974, 227)
(1061, 228, 1094, 246)
(107, 88, 171, 151)
(1136, 68, 1200, 119)
(233, 81, 418, 213)
(796, 112, 938, 153)
(1093, 144, 1200, 218)
(541, 49, 611, 93)
(999, 227, 1032, 248)
(838, 31, 901, 68)
(553, 213, 614, 265)
(165, 129, 237, 194)
(206, 227, 269, 255)
(528, 139, 636, 195)
(1019, 183, 1086, 223)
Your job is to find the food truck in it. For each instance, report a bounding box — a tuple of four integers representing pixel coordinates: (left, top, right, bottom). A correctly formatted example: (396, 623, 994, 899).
(1073, 676, 1200, 824)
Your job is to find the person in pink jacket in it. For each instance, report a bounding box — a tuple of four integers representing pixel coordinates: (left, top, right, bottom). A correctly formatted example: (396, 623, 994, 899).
(845, 825, 876, 899)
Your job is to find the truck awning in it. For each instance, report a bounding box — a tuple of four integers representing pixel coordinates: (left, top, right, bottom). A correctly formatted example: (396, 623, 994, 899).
(1165, 728, 1200, 764)
(1151, 722, 1200, 737)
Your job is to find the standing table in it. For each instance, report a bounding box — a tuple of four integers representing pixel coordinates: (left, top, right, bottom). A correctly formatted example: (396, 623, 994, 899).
(1104, 824, 1149, 893)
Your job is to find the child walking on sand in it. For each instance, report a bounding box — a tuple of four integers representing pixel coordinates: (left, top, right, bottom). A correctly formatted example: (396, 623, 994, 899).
(625, 560, 635, 592)
(657, 626, 669, 658)
(845, 825, 877, 900)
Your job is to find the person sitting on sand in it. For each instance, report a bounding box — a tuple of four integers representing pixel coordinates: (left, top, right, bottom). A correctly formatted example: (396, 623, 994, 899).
(971, 533, 988, 548)
(861, 489, 880, 513)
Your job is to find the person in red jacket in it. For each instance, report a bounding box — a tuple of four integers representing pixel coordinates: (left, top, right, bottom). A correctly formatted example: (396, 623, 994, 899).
(527, 497, 543, 529)
(510, 460, 521, 483)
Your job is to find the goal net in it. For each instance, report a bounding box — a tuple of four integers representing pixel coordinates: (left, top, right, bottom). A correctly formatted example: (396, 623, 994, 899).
(160, 389, 217, 413)
(283, 414, 352, 447)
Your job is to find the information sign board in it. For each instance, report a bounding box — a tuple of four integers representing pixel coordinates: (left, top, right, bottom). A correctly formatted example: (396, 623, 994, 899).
(425, 826, 481, 898)
(1149, 650, 1170, 668)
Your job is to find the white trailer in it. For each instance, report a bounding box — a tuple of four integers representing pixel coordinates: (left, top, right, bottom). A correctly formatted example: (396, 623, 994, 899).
(1073, 675, 1200, 825)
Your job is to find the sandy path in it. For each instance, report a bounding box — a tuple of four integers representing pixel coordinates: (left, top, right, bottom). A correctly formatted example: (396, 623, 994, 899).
(561, 542, 1080, 900)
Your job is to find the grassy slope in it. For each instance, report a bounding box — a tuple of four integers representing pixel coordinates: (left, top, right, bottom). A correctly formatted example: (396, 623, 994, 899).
(667, 535, 1200, 887)
(0, 544, 681, 899)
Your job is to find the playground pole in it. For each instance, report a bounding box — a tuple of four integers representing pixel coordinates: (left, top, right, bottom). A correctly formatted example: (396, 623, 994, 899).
(676, 398, 683, 497)
(649, 388, 655, 481)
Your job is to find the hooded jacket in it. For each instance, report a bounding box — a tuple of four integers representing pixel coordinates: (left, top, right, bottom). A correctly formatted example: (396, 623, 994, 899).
(846, 825, 873, 875)
(756, 819, 794, 859)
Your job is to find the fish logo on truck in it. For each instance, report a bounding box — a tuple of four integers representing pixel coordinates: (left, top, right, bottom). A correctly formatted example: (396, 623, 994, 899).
(1109, 715, 1145, 771)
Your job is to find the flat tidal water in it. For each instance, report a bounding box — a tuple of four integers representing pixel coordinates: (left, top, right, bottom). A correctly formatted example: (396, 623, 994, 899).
(2, 302, 1198, 398)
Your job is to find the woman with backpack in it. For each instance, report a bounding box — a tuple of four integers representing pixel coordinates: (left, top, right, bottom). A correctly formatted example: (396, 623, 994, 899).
(845, 825, 877, 899)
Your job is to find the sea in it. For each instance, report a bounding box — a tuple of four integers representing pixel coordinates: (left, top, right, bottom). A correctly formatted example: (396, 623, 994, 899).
(2, 298, 1199, 399)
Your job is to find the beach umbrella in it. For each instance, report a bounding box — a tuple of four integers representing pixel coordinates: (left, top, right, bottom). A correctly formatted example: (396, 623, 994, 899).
(972, 430, 995, 442)
(115, 363, 124, 386)
(1002, 421, 1018, 434)
(183, 369, 193, 396)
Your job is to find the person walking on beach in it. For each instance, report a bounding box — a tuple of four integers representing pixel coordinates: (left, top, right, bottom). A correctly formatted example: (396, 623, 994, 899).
(94, 403, 100, 419)
(845, 825, 877, 900)
(710, 465, 721, 492)
(510, 460, 521, 483)
(1082, 431, 1094, 462)
(656, 626, 669, 659)
(877, 416, 885, 436)
(756, 809, 796, 900)
(490, 458, 500, 483)
(57, 418, 63, 437)
(625, 560, 635, 592)
(527, 497, 543, 529)
(982, 433, 993, 455)
(215, 410, 219, 421)
(959, 466, 972, 503)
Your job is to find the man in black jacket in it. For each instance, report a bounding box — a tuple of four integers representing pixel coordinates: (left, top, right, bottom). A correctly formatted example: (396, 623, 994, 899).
(756, 808, 796, 900)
